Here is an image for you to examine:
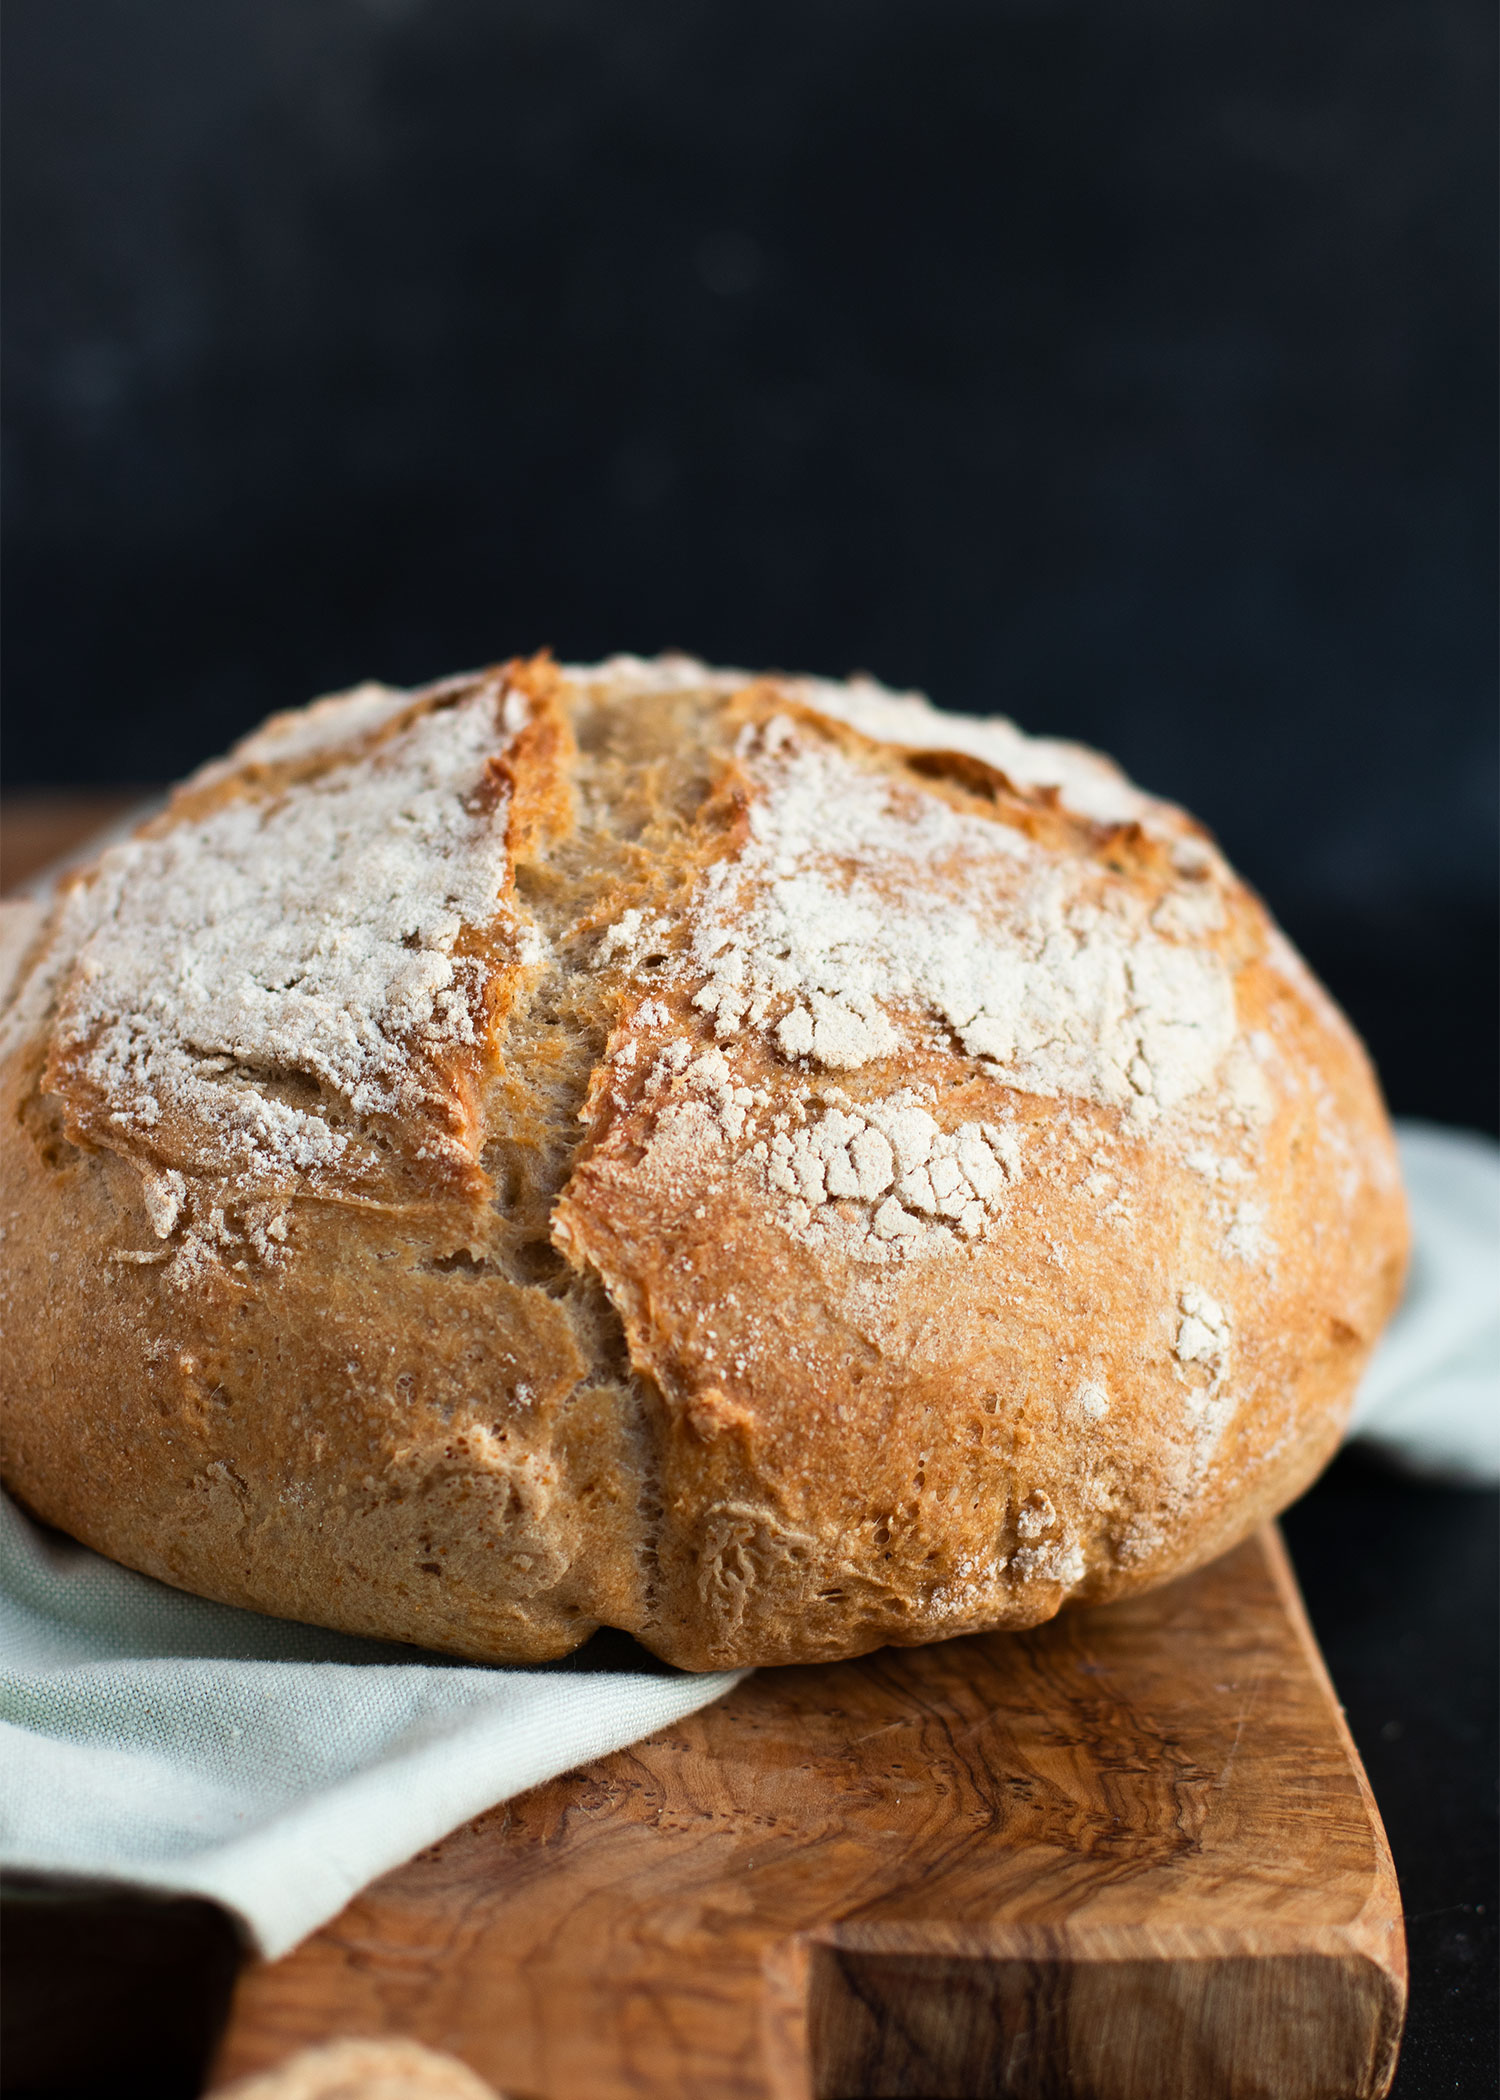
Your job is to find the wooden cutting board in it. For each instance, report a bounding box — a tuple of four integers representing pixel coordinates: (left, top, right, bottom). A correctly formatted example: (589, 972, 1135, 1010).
(209, 1527, 1404, 2100)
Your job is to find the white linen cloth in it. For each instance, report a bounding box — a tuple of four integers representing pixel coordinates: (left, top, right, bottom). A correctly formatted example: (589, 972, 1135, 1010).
(0, 1520, 743, 1957)
(1346, 1122, 1500, 1482)
(0, 1120, 1493, 1959)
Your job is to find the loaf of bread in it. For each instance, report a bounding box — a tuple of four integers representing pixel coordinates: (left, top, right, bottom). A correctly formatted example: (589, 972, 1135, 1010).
(220, 2038, 501, 2100)
(0, 655, 1407, 1668)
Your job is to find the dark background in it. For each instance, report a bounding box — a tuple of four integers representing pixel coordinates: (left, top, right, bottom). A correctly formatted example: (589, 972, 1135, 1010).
(3, 0, 1496, 1131)
(2, 7, 1495, 2097)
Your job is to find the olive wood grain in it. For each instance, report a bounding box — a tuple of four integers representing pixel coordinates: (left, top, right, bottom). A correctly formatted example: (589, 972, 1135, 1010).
(211, 1526, 1404, 2099)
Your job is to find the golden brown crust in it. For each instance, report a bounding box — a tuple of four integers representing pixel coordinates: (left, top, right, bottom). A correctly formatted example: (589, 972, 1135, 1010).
(0, 655, 1408, 1668)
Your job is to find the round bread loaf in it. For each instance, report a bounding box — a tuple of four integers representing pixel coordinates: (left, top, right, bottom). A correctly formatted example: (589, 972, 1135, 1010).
(0, 655, 1407, 1669)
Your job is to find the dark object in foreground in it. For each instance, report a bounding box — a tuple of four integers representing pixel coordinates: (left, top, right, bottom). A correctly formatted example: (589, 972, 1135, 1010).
(0, 1878, 241, 2099)
(1284, 1448, 1500, 2100)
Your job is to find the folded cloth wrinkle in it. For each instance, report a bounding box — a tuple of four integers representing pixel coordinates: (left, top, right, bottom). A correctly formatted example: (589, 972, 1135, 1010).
(0, 1120, 1493, 1959)
(0, 1501, 742, 1956)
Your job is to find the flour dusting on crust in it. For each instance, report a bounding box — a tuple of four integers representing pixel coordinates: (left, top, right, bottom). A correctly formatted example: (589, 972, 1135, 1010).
(779, 672, 1152, 827)
(39, 673, 528, 1192)
(192, 679, 422, 780)
(604, 712, 1239, 1131)
(569, 653, 1154, 829)
(618, 1035, 1028, 1264)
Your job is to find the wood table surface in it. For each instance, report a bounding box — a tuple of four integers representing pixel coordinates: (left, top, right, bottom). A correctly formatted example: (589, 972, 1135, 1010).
(212, 1529, 1405, 2100)
(0, 789, 155, 896)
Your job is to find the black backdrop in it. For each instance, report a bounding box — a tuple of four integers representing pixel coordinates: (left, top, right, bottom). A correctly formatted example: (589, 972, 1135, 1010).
(4, 0, 1496, 1129)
